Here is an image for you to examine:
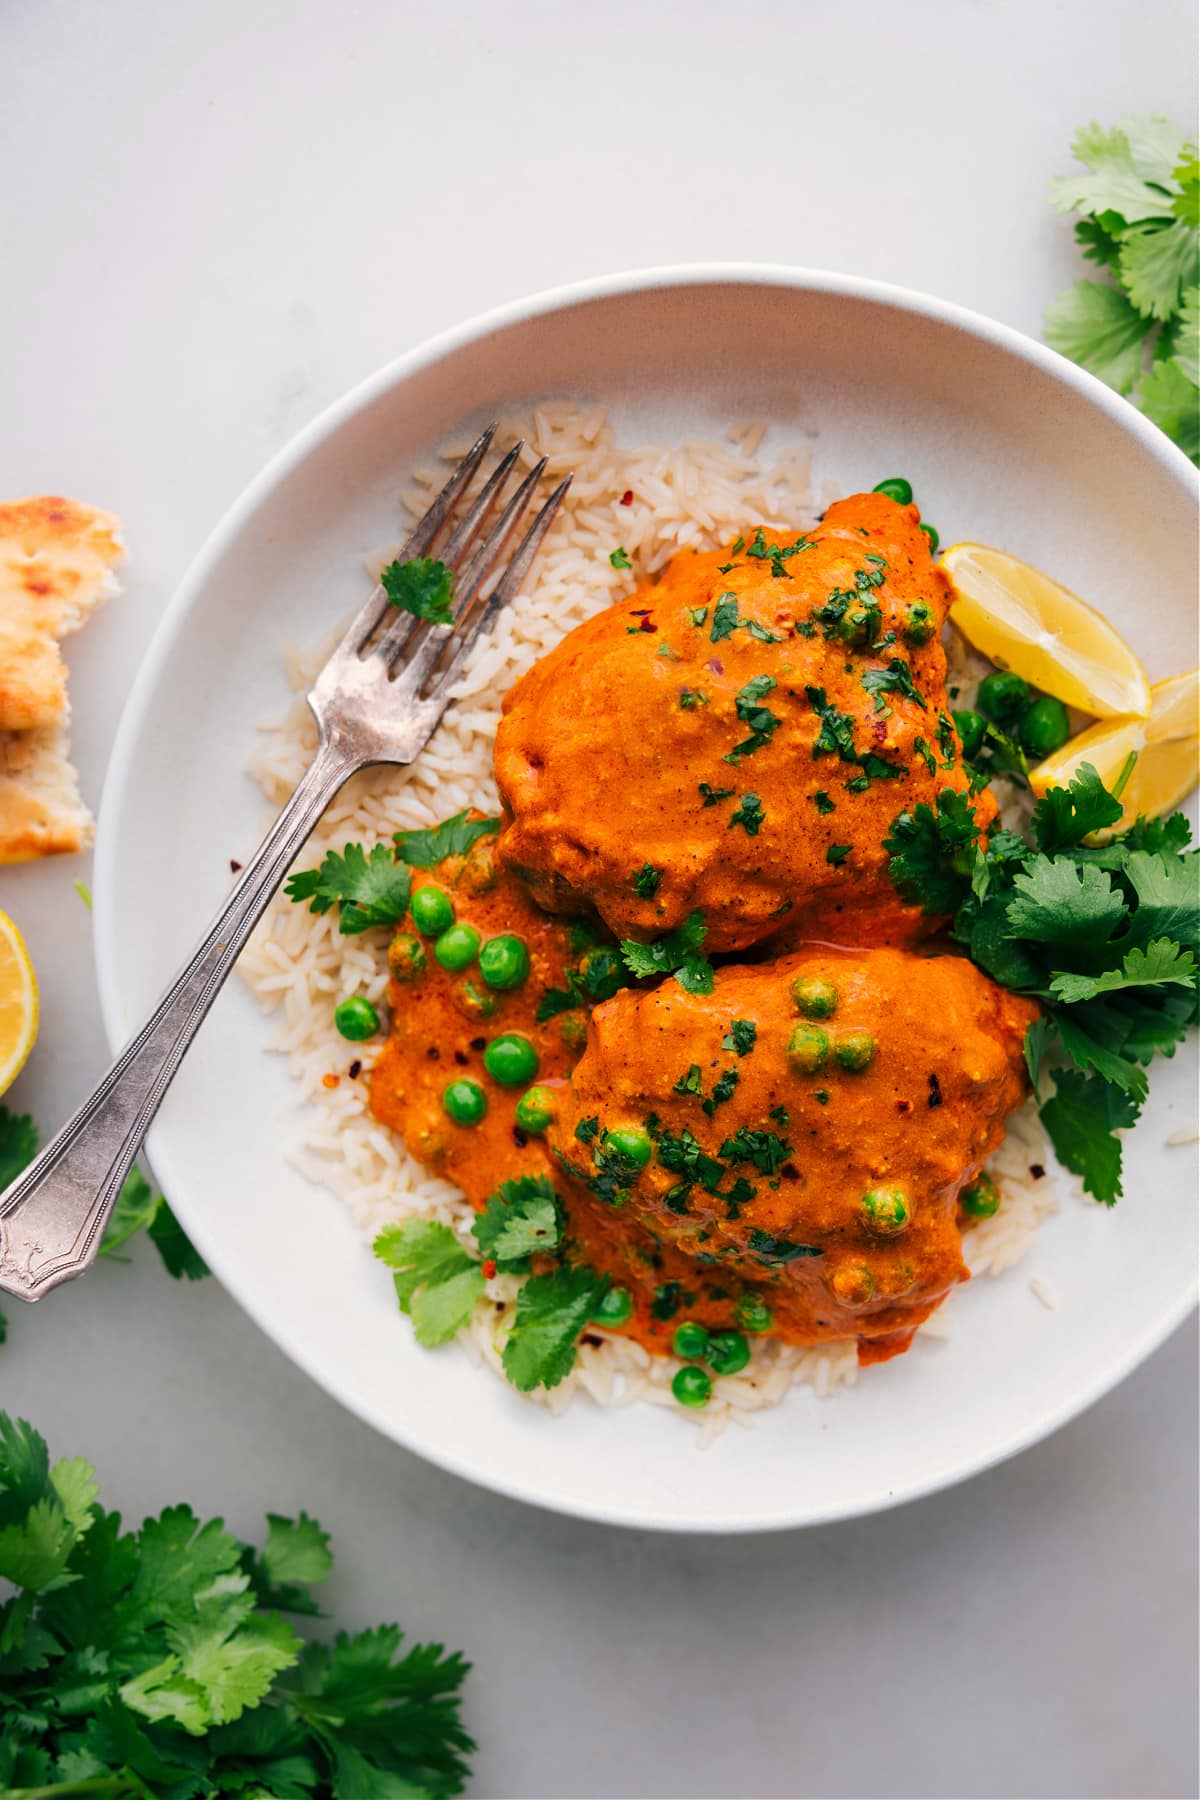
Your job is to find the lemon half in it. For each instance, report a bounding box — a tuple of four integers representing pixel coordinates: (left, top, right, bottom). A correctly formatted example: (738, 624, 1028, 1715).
(0, 909, 39, 1097)
(943, 542, 1151, 720)
(1030, 670, 1200, 838)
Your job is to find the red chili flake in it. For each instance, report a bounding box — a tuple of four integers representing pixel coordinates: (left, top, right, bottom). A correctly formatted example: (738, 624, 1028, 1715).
(620, 489, 634, 506)
(322, 1073, 339, 1090)
(348, 1060, 362, 1079)
(706, 657, 725, 674)
(639, 617, 656, 633)
(1029, 1163, 1046, 1180)
(630, 607, 651, 616)
(230, 859, 243, 873)
(482, 1259, 497, 1280)
(896, 1100, 911, 1113)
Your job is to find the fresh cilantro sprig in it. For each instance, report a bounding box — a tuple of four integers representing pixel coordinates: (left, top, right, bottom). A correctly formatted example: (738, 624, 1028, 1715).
(0, 1413, 473, 1798)
(394, 811, 500, 868)
(372, 1179, 612, 1391)
(285, 842, 412, 934)
(885, 764, 1199, 1202)
(380, 555, 455, 624)
(620, 910, 715, 994)
(1045, 115, 1199, 465)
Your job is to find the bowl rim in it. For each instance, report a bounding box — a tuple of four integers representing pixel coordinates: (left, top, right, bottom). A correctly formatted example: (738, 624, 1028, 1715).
(92, 262, 1199, 1532)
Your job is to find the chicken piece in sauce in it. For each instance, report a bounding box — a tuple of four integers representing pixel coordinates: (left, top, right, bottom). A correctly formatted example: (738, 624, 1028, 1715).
(494, 493, 993, 954)
(369, 828, 624, 1207)
(543, 946, 1039, 1363)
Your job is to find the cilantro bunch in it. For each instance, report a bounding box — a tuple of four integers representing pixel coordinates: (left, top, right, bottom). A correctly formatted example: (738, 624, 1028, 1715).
(1045, 114, 1199, 464)
(0, 1413, 473, 1799)
(885, 766, 1198, 1203)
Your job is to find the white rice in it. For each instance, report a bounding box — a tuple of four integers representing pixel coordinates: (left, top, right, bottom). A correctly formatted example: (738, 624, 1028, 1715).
(239, 403, 1076, 1439)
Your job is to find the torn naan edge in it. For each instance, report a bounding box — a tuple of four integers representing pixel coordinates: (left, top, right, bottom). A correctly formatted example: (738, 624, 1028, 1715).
(0, 495, 124, 861)
(0, 496, 124, 731)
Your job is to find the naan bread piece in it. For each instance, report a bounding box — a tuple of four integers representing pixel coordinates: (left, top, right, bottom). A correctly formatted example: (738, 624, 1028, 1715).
(0, 497, 124, 731)
(0, 724, 93, 863)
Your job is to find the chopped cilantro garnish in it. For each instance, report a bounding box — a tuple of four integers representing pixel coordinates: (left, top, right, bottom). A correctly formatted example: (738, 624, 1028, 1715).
(745, 527, 814, 578)
(699, 781, 735, 806)
(380, 555, 455, 624)
(746, 1228, 822, 1265)
(673, 1064, 704, 1096)
(884, 789, 982, 915)
(862, 657, 926, 713)
(813, 790, 836, 814)
(723, 1018, 758, 1055)
(719, 1127, 790, 1175)
(650, 1280, 685, 1321)
(679, 687, 710, 709)
(827, 844, 852, 865)
(686, 605, 709, 627)
(724, 675, 782, 762)
(285, 842, 413, 934)
(702, 1068, 740, 1116)
(913, 735, 936, 776)
(610, 546, 632, 569)
(632, 862, 662, 898)
(936, 711, 958, 766)
(394, 810, 500, 867)
(805, 687, 858, 761)
(728, 793, 765, 835)
(621, 911, 714, 994)
(656, 1129, 728, 1197)
(575, 1116, 600, 1142)
(711, 592, 781, 644)
(472, 1175, 562, 1272)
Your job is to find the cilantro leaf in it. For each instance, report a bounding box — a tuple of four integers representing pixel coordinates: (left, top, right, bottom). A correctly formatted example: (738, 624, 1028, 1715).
(1005, 856, 1126, 952)
(380, 556, 454, 624)
(1048, 120, 1178, 225)
(1121, 847, 1200, 951)
(1040, 1068, 1140, 1204)
(620, 911, 714, 994)
(1049, 937, 1198, 1004)
(1055, 1013, 1149, 1102)
(373, 1220, 484, 1347)
(724, 1018, 757, 1056)
(861, 657, 926, 713)
(1119, 220, 1199, 320)
(1044, 280, 1148, 394)
(1139, 356, 1200, 462)
(501, 1266, 605, 1391)
(0, 1105, 37, 1190)
(746, 1228, 822, 1266)
(632, 862, 662, 898)
(1031, 761, 1124, 851)
(394, 811, 500, 868)
(472, 1176, 562, 1271)
(884, 789, 981, 914)
(286, 842, 412, 933)
(805, 686, 858, 761)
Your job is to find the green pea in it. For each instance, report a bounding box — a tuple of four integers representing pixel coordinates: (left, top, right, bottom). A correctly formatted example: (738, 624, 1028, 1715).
(434, 923, 481, 972)
(835, 1030, 876, 1073)
(673, 1320, 710, 1360)
(478, 933, 530, 990)
(560, 1014, 587, 1051)
(977, 670, 1031, 723)
(953, 708, 987, 760)
(873, 477, 913, 506)
(672, 1365, 713, 1408)
(860, 1185, 910, 1236)
(920, 523, 940, 554)
(791, 975, 838, 1020)
(1020, 695, 1071, 759)
(604, 1125, 653, 1168)
(515, 1085, 556, 1133)
(735, 1294, 773, 1333)
(483, 1034, 539, 1087)
(828, 1263, 875, 1307)
(838, 604, 878, 646)
(387, 933, 426, 982)
(409, 884, 455, 936)
(593, 1285, 633, 1327)
(334, 995, 380, 1042)
(960, 1172, 1000, 1218)
(458, 979, 498, 1020)
(902, 600, 936, 645)
(442, 1079, 487, 1127)
(707, 1331, 751, 1376)
(788, 1024, 829, 1074)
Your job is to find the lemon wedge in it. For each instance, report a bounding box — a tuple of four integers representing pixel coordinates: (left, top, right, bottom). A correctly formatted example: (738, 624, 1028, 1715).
(0, 909, 39, 1097)
(1030, 670, 1200, 837)
(942, 542, 1151, 720)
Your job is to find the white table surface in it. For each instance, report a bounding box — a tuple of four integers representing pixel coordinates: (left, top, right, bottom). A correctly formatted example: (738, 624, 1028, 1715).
(2, 3, 1197, 1795)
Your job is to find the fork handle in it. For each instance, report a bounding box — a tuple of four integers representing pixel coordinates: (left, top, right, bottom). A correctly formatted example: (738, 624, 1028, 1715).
(0, 736, 358, 1303)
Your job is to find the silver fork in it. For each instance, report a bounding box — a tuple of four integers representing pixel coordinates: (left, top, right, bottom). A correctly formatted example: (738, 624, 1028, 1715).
(0, 426, 569, 1304)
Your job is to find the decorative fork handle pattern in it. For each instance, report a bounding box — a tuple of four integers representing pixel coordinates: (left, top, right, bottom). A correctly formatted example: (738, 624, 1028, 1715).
(0, 736, 357, 1303)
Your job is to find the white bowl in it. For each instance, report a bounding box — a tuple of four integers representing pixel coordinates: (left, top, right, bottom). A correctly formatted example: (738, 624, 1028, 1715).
(94, 266, 1199, 1532)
